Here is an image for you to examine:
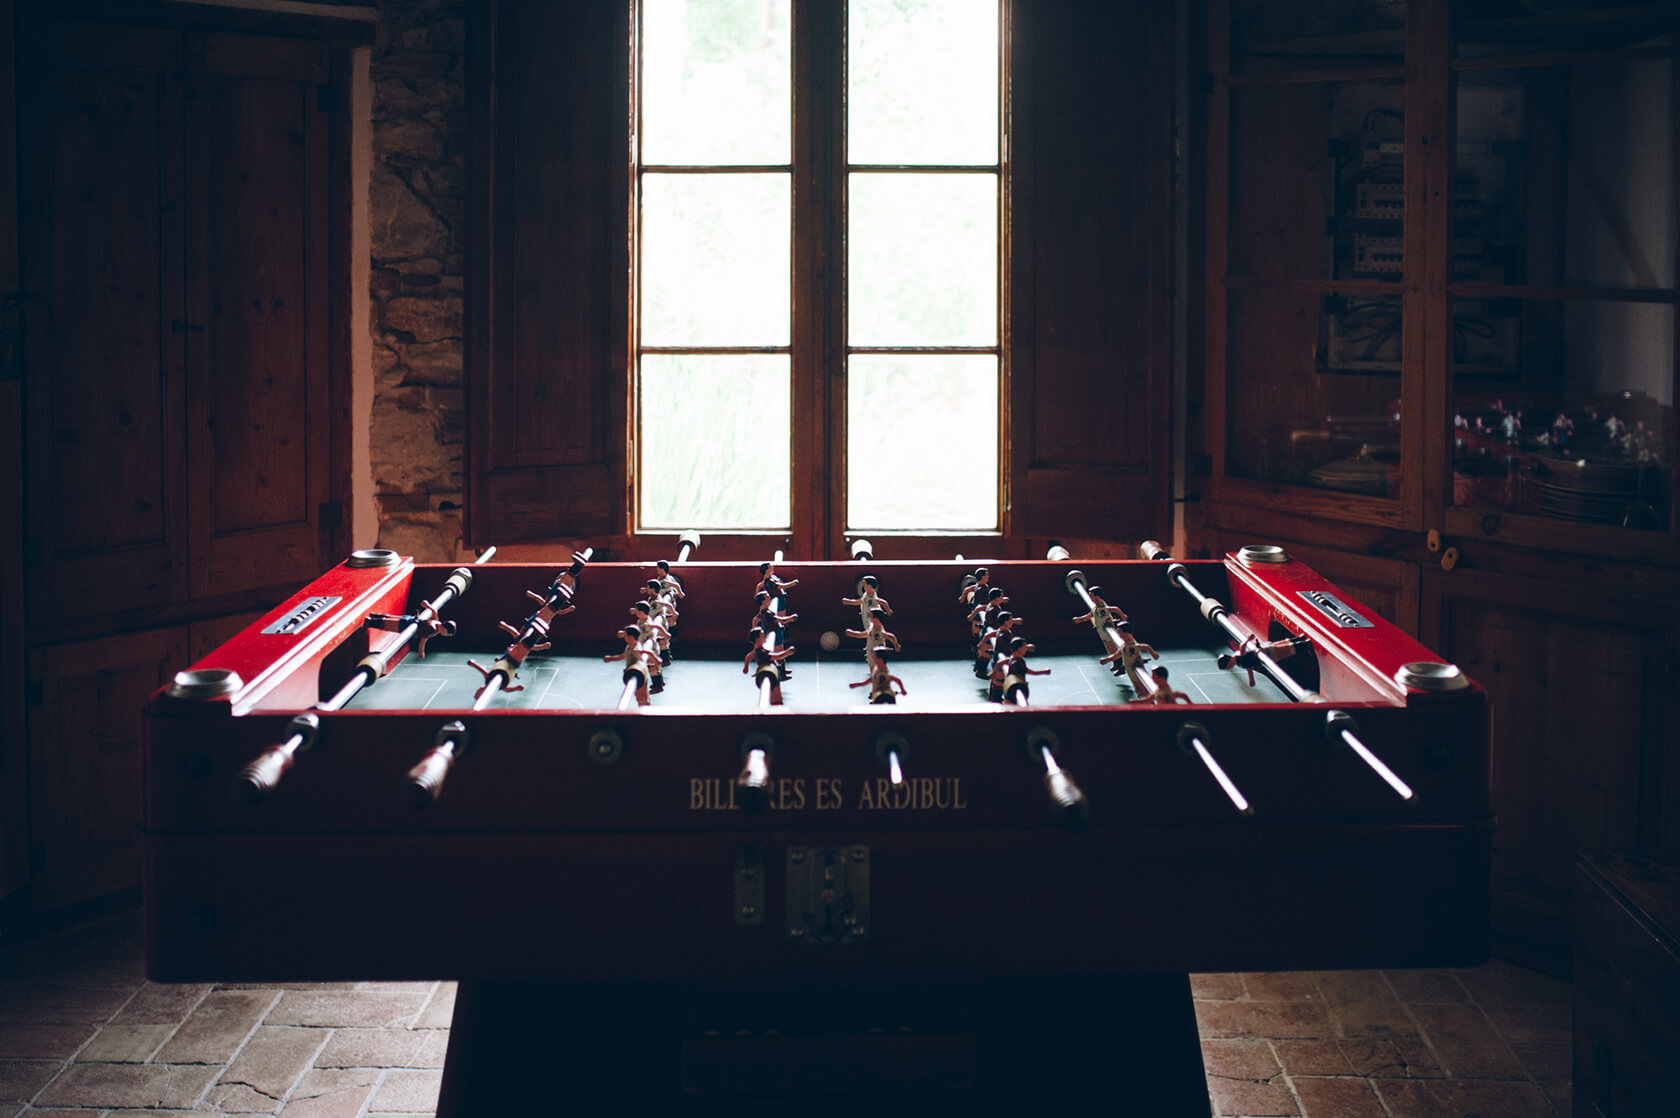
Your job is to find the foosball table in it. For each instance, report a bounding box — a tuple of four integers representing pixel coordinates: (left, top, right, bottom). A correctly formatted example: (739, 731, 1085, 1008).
(143, 539, 1491, 1115)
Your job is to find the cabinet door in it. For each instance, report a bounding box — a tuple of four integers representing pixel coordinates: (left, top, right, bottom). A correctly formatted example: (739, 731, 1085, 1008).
(1426, 567, 1678, 969)
(27, 624, 189, 909)
(18, 23, 188, 623)
(185, 32, 333, 598)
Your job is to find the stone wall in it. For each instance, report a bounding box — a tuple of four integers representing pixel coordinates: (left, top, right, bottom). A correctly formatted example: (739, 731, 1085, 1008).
(367, 0, 468, 560)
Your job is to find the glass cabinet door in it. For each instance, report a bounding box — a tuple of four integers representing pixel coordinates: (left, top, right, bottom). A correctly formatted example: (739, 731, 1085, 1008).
(1446, 8, 1677, 541)
(1214, 0, 1413, 515)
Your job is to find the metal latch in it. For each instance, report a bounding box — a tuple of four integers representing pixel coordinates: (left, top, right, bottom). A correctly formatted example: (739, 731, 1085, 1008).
(1297, 589, 1373, 628)
(786, 846, 869, 945)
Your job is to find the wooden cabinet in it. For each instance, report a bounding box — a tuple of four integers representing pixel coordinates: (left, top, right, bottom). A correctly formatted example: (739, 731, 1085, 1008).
(1196, 0, 1680, 970)
(5, 7, 362, 911)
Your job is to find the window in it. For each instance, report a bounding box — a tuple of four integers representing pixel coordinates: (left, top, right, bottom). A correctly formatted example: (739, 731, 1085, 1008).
(634, 0, 1004, 537)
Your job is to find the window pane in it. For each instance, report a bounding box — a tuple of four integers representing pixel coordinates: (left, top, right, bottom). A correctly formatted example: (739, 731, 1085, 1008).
(640, 354, 790, 529)
(848, 0, 997, 165)
(642, 0, 791, 165)
(641, 173, 790, 346)
(847, 354, 997, 531)
(848, 173, 996, 346)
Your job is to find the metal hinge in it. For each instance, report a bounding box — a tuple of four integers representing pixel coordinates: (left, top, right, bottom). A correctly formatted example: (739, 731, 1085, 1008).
(733, 844, 764, 926)
(786, 846, 869, 946)
(317, 84, 342, 112)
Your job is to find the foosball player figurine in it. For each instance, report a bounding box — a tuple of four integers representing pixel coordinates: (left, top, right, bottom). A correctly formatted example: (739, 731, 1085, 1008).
(850, 649, 907, 705)
(1071, 585, 1129, 657)
(632, 600, 672, 668)
(523, 589, 576, 632)
(969, 587, 1008, 644)
(748, 647, 790, 705)
(843, 575, 893, 624)
(603, 625, 658, 706)
(1100, 628, 1159, 691)
(654, 559, 686, 602)
(365, 608, 456, 659)
(960, 567, 991, 605)
(846, 608, 901, 661)
(628, 603, 669, 693)
(973, 610, 1018, 678)
(744, 626, 794, 681)
(986, 642, 1017, 702)
(1142, 665, 1192, 705)
(1218, 633, 1312, 688)
(756, 562, 798, 598)
(1002, 636, 1051, 704)
(466, 625, 551, 699)
(645, 579, 680, 649)
(752, 591, 797, 631)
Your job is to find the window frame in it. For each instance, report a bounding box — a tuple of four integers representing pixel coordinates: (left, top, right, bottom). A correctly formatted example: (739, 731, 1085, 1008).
(629, 0, 1012, 558)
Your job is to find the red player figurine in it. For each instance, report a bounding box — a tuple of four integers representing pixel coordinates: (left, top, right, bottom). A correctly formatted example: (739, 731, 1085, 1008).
(1142, 665, 1192, 704)
(850, 649, 907, 704)
(757, 561, 799, 598)
(1001, 636, 1051, 703)
(748, 647, 789, 705)
(1218, 633, 1312, 687)
(603, 625, 659, 706)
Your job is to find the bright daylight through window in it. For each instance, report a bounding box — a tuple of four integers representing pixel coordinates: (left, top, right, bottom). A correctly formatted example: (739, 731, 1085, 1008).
(636, 0, 1001, 534)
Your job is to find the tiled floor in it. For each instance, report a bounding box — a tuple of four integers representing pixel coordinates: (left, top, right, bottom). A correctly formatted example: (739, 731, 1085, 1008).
(1, 911, 1572, 1116)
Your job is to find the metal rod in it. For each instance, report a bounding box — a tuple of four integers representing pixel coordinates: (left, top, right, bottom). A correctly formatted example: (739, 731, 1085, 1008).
(618, 676, 640, 711)
(472, 672, 508, 712)
(1341, 727, 1415, 800)
(887, 750, 903, 786)
(1188, 732, 1252, 814)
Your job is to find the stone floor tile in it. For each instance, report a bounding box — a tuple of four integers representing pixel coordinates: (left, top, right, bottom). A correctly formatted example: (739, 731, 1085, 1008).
(0, 1058, 61, 1102)
(1382, 968, 1468, 1004)
(412, 1030, 450, 1069)
(0, 1103, 18, 1118)
(312, 1028, 426, 1069)
(110, 982, 212, 1025)
(370, 1068, 443, 1113)
(267, 992, 429, 1030)
(206, 1026, 327, 1112)
(104, 1111, 205, 1117)
(366, 1113, 435, 1118)
(35, 1061, 221, 1109)
(1201, 1038, 1281, 1080)
(0, 1023, 95, 1059)
(1407, 1003, 1525, 1079)
(356, 981, 436, 994)
(1313, 971, 1419, 1039)
(1509, 1036, 1572, 1085)
(1207, 1074, 1298, 1117)
(412, 982, 456, 1030)
(1241, 972, 1320, 1002)
(1292, 1075, 1386, 1118)
(1273, 1036, 1443, 1079)
(1194, 1000, 1333, 1040)
(1455, 960, 1570, 1007)
(0, 985, 136, 1025)
(154, 989, 277, 1065)
(1190, 973, 1244, 1001)
(1484, 1002, 1572, 1047)
(1375, 1077, 1552, 1118)
(279, 1068, 380, 1118)
(78, 1023, 177, 1063)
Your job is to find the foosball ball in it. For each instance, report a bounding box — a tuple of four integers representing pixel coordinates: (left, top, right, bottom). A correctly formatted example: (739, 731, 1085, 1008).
(144, 538, 1491, 1115)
